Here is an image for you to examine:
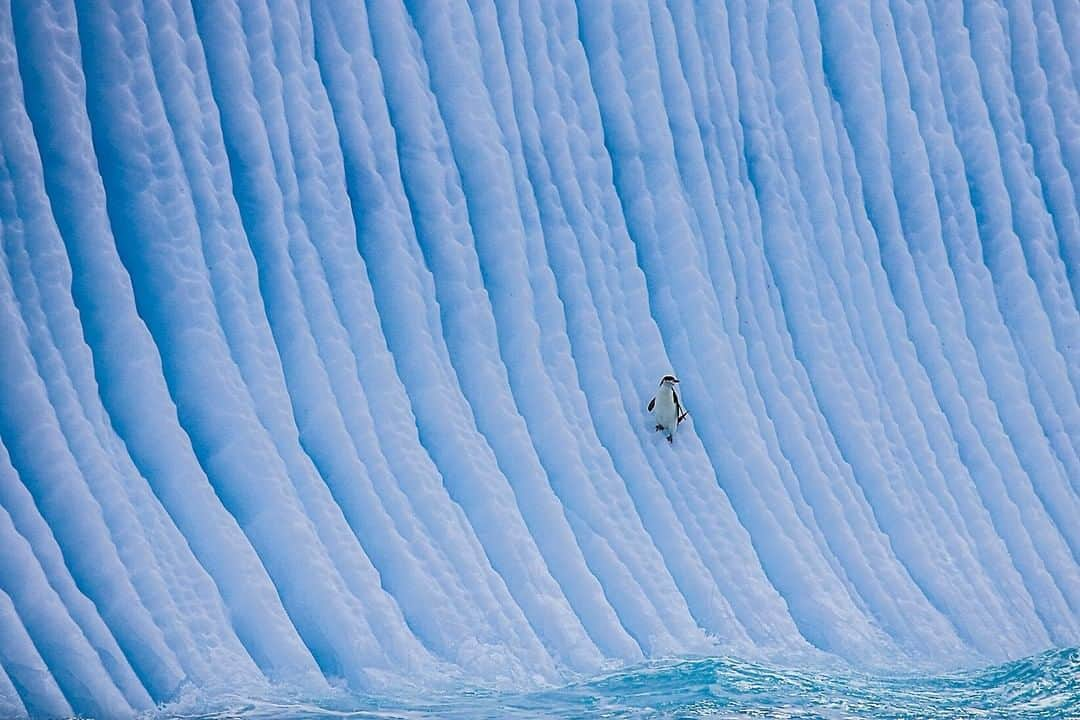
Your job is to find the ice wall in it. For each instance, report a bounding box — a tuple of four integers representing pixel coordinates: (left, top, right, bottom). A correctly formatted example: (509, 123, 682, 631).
(0, 0, 1078, 716)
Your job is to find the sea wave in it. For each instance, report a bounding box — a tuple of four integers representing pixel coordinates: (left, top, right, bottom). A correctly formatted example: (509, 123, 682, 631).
(148, 647, 1080, 719)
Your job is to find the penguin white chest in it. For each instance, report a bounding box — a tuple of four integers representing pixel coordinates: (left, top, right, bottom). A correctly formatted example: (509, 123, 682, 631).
(653, 386, 679, 432)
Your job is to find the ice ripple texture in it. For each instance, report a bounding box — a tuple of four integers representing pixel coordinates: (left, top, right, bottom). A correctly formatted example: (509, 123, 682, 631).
(0, 0, 1078, 717)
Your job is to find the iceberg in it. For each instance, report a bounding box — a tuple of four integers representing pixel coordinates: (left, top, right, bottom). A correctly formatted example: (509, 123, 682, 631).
(0, 0, 1076, 716)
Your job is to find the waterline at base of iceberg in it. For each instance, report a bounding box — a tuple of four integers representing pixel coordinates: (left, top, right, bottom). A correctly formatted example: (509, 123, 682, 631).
(149, 647, 1080, 719)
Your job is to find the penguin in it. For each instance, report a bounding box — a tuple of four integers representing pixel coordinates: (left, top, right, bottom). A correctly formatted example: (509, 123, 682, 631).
(648, 374, 688, 443)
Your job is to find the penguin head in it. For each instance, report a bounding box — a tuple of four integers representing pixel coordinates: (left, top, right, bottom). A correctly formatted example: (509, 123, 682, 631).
(659, 374, 680, 387)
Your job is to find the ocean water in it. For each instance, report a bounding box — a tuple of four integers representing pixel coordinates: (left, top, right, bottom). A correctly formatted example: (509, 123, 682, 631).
(154, 647, 1080, 719)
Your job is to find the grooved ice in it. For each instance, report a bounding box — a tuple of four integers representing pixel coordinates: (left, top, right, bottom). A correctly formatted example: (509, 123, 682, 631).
(0, 1, 1077, 717)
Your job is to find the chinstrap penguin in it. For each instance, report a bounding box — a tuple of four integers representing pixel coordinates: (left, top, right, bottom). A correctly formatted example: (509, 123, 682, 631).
(648, 374, 688, 443)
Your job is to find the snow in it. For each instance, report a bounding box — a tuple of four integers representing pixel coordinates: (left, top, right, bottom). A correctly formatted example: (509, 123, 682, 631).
(0, 0, 1077, 715)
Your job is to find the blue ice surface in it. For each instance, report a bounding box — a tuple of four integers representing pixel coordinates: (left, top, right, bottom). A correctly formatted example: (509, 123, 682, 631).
(0, 0, 1079, 718)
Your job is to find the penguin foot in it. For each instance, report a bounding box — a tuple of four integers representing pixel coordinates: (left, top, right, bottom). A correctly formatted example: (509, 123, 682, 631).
(666, 435, 673, 444)
(655, 424, 664, 432)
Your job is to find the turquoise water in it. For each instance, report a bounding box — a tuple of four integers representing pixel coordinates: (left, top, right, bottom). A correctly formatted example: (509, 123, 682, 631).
(159, 647, 1079, 719)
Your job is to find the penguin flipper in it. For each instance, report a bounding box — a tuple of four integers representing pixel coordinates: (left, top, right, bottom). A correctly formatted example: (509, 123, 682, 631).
(673, 390, 684, 423)
(647, 397, 655, 412)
